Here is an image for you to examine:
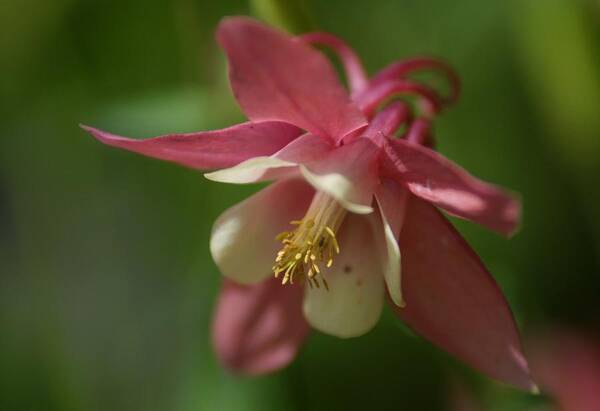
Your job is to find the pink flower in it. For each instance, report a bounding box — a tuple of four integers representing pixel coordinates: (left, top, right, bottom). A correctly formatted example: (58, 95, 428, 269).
(82, 17, 534, 390)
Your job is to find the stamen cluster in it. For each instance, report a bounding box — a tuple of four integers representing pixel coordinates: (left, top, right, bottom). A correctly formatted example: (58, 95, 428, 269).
(272, 193, 345, 289)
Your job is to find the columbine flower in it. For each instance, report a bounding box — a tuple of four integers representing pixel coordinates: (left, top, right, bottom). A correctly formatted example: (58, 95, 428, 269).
(82, 17, 534, 389)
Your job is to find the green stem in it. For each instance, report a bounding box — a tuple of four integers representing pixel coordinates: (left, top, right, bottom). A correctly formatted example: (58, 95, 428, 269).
(250, 0, 315, 33)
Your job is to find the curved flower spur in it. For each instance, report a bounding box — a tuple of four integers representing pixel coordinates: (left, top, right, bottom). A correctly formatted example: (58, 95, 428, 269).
(82, 17, 535, 390)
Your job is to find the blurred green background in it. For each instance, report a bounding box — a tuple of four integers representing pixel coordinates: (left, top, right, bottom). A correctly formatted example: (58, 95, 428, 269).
(1, 0, 600, 410)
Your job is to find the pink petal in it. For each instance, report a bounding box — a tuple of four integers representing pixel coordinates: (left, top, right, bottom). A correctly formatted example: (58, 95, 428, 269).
(374, 179, 408, 237)
(391, 197, 535, 390)
(381, 139, 520, 236)
(210, 178, 314, 284)
(212, 278, 309, 375)
(275, 133, 333, 163)
(529, 331, 600, 410)
(358, 101, 412, 144)
(300, 138, 380, 214)
(343, 100, 411, 145)
(205, 133, 332, 184)
(80, 121, 301, 170)
(216, 17, 367, 142)
(299, 32, 368, 94)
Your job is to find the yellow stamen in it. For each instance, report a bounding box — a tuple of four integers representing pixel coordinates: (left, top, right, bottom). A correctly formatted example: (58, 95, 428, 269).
(272, 191, 346, 289)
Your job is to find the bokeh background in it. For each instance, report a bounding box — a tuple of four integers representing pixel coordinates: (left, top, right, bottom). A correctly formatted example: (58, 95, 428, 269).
(2, 0, 600, 410)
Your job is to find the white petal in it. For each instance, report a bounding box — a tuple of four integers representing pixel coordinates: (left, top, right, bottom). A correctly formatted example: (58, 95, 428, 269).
(210, 179, 313, 284)
(297, 138, 378, 215)
(204, 156, 296, 184)
(300, 166, 373, 214)
(374, 180, 408, 307)
(302, 214, 384, 338)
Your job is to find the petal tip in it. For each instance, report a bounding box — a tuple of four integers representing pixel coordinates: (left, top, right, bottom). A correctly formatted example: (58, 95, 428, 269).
(79, 124, 116, 145)
(216, 15, 252, 35)
(217, 15, 256, 28)
(387, 288, 406, 308)
(505, 203, 522, 238)
(80, 124, 100, 137)
(203, 170, 221, 182)
(346, 204, 374, 214)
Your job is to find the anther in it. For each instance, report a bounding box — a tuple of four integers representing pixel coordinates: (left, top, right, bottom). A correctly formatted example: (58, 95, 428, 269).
(271, 192, 346, 290)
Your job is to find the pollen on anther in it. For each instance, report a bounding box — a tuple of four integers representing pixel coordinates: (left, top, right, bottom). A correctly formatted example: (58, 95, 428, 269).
(272, 194, 346, 290)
